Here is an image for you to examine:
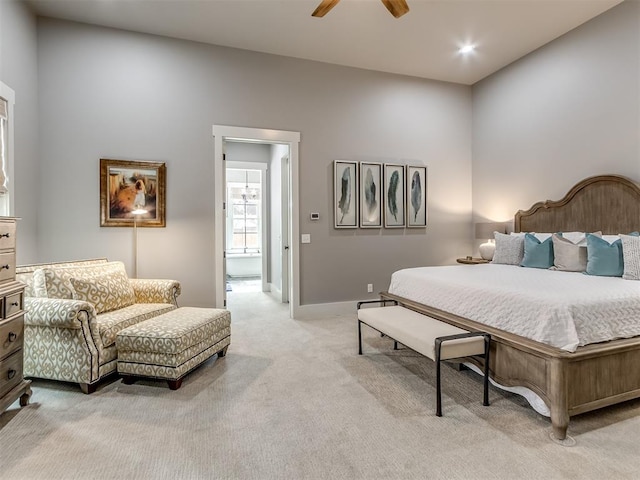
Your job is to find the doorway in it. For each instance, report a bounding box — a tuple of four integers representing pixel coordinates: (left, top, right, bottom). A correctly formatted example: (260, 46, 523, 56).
(212, 125, 301, 317)
(225, 164, 266, 295)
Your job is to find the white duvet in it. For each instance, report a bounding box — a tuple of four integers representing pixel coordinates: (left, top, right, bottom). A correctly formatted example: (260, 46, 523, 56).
(388, 264, 640, 352)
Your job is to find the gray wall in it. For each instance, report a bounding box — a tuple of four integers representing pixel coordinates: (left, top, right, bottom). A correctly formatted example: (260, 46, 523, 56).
(1, 0, 39, 263)
(472, 1, 640, 230)
(36, 18, 472, 306)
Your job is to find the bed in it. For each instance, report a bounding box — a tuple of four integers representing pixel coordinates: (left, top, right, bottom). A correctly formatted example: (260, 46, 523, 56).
(380, 174, 640, 442)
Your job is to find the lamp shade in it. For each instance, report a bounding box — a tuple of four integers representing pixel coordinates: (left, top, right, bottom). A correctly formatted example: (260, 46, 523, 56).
(475, 222, 506, 240)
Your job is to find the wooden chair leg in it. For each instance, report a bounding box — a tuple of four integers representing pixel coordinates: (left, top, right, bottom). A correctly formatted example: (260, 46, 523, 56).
(79, 382, 97, 394)
(167, 378, 183, 390)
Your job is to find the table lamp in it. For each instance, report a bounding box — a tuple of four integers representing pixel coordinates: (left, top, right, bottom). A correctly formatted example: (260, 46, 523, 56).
(475, 222, 506, 261)
(132, 204, 147, 278)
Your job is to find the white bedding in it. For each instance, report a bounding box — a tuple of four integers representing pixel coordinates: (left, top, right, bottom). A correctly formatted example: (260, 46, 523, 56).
(388, 264, 640, 352)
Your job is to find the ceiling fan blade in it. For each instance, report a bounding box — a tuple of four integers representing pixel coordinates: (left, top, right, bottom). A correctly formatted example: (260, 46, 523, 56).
(312, 0, 341, 17)
(381, 0, 409, 18)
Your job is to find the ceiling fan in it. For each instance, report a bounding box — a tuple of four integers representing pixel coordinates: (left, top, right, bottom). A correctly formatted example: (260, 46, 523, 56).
(312, 0, 410, 18)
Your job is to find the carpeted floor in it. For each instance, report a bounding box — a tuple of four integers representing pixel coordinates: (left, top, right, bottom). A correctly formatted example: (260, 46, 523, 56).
(1, 291, 640, 479)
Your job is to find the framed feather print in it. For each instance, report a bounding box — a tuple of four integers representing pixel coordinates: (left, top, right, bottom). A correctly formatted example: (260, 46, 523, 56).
(334, 160, 358, 228)
(383, 163, 405, 228)
(359, 162, 382, 228)
(406, 165, 427, 227)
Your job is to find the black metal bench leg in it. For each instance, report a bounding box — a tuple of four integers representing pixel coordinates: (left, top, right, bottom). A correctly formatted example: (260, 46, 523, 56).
(435, 339, 443, 417)
(483, 334, 491, 406)
(358, 320, 363, 355)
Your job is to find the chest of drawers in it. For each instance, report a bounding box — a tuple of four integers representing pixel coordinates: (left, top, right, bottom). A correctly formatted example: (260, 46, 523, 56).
(0, 217, 31, 414)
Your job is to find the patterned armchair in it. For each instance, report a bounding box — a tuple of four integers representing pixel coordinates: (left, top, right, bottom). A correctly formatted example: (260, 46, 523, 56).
(16, 258, 181, 393)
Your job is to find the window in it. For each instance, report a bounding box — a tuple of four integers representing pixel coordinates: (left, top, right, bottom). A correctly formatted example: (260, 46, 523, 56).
(0, 82, 15, 216)
(226, 169, 261, 254)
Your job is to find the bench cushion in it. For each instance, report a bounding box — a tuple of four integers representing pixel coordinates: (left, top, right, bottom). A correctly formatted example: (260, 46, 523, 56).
(117, 307, 230, 355)
(97, 303, 176, 348)
(358, 305, 485, 360)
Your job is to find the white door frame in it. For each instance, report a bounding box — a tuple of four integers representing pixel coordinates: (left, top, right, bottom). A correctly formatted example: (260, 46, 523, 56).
(213, 125, 300, 317)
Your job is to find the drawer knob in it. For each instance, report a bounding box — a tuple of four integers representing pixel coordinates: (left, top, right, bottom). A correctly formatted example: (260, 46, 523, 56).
(0, 233, 10, 238)
(7, 369, 16, 380)
(10, 301, 18, 307)
(0, 265, 9, 270)
(8, 332, 16, 342)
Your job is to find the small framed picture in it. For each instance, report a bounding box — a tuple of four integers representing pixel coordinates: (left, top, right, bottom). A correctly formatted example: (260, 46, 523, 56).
(384, 163, 405, 228)
(406, 165, 427, 228)
(359, 162, 382, 228)
(334, 160, 358, 228)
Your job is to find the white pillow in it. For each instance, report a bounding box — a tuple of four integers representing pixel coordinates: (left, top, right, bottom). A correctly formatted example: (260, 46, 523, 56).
(511, 232, 552, 241)
(492, 232, 524, 265)
(602, 234, 621, 244)
(560, 231, 586, 244)
(532, 233, 552, 242)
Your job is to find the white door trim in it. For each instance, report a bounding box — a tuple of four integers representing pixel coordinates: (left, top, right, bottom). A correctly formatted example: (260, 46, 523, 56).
(213, 125, 301, 317)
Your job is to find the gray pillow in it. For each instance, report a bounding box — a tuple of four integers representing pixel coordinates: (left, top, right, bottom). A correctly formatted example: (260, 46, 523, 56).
(492, 232, 524, 265)
(621, 234, 640, 280)
(551, 233, 588, 272)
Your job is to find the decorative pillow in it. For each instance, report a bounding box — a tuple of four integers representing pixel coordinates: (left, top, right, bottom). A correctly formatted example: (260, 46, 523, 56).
(492, 232, 524, 265)
(551, 233, 588, 272)
(532, 233, 552, 242)
(558, 231, 587, 244)
(520, 233, 554, 269)
(602, 234, 622, 244)
(511, 232, 553, 241)
(70, 269, 135, 314)
(34, 261, 127, 299)
(31, 269, 49, 297)
(586, 234, 624, 277)
(621, 234, 640, 280)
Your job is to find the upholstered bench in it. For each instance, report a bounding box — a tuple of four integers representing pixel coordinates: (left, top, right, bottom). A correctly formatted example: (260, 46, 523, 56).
(357, 300, 490, 416)
(116, 307, 231, 390)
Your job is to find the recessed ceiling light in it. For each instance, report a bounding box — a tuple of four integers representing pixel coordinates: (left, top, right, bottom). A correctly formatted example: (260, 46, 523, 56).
(459, 44, 475, 54)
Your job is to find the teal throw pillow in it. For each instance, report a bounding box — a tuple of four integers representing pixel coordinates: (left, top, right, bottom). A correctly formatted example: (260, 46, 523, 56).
(586, 234, 623, 277)
(520, 233, 554, 269)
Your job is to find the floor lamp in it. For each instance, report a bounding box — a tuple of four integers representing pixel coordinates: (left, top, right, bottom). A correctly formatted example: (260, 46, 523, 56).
(132, 206, 147, 279)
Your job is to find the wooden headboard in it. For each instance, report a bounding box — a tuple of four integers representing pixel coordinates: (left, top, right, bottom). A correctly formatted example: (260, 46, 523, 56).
(514, 174, 640, 234)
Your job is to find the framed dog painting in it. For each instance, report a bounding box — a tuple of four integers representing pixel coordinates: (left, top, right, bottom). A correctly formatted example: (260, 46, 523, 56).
(100, 158, 166, 227)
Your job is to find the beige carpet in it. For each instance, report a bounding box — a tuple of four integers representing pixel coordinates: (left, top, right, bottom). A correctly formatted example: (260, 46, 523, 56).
(1, 291, 640, 479)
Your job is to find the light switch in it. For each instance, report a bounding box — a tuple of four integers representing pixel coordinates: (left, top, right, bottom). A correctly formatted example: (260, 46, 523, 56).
(301, 234, 311, 244)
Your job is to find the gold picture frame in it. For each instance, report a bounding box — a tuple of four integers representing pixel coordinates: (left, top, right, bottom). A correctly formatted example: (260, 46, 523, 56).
(100, 158, 166, 227)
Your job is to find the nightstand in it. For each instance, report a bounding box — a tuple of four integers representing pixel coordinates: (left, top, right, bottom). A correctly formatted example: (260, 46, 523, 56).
(456, 257, 489, 265)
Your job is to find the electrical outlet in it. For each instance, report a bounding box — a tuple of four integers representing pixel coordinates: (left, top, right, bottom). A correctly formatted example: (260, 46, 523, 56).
(367, 283, 373, 293)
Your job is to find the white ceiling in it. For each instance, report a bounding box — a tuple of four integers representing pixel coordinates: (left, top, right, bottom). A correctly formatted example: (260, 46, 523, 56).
(24, 0, 623, 85)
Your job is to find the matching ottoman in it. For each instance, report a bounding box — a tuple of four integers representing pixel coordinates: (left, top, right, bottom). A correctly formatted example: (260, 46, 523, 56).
(116, 307, 231, 390)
